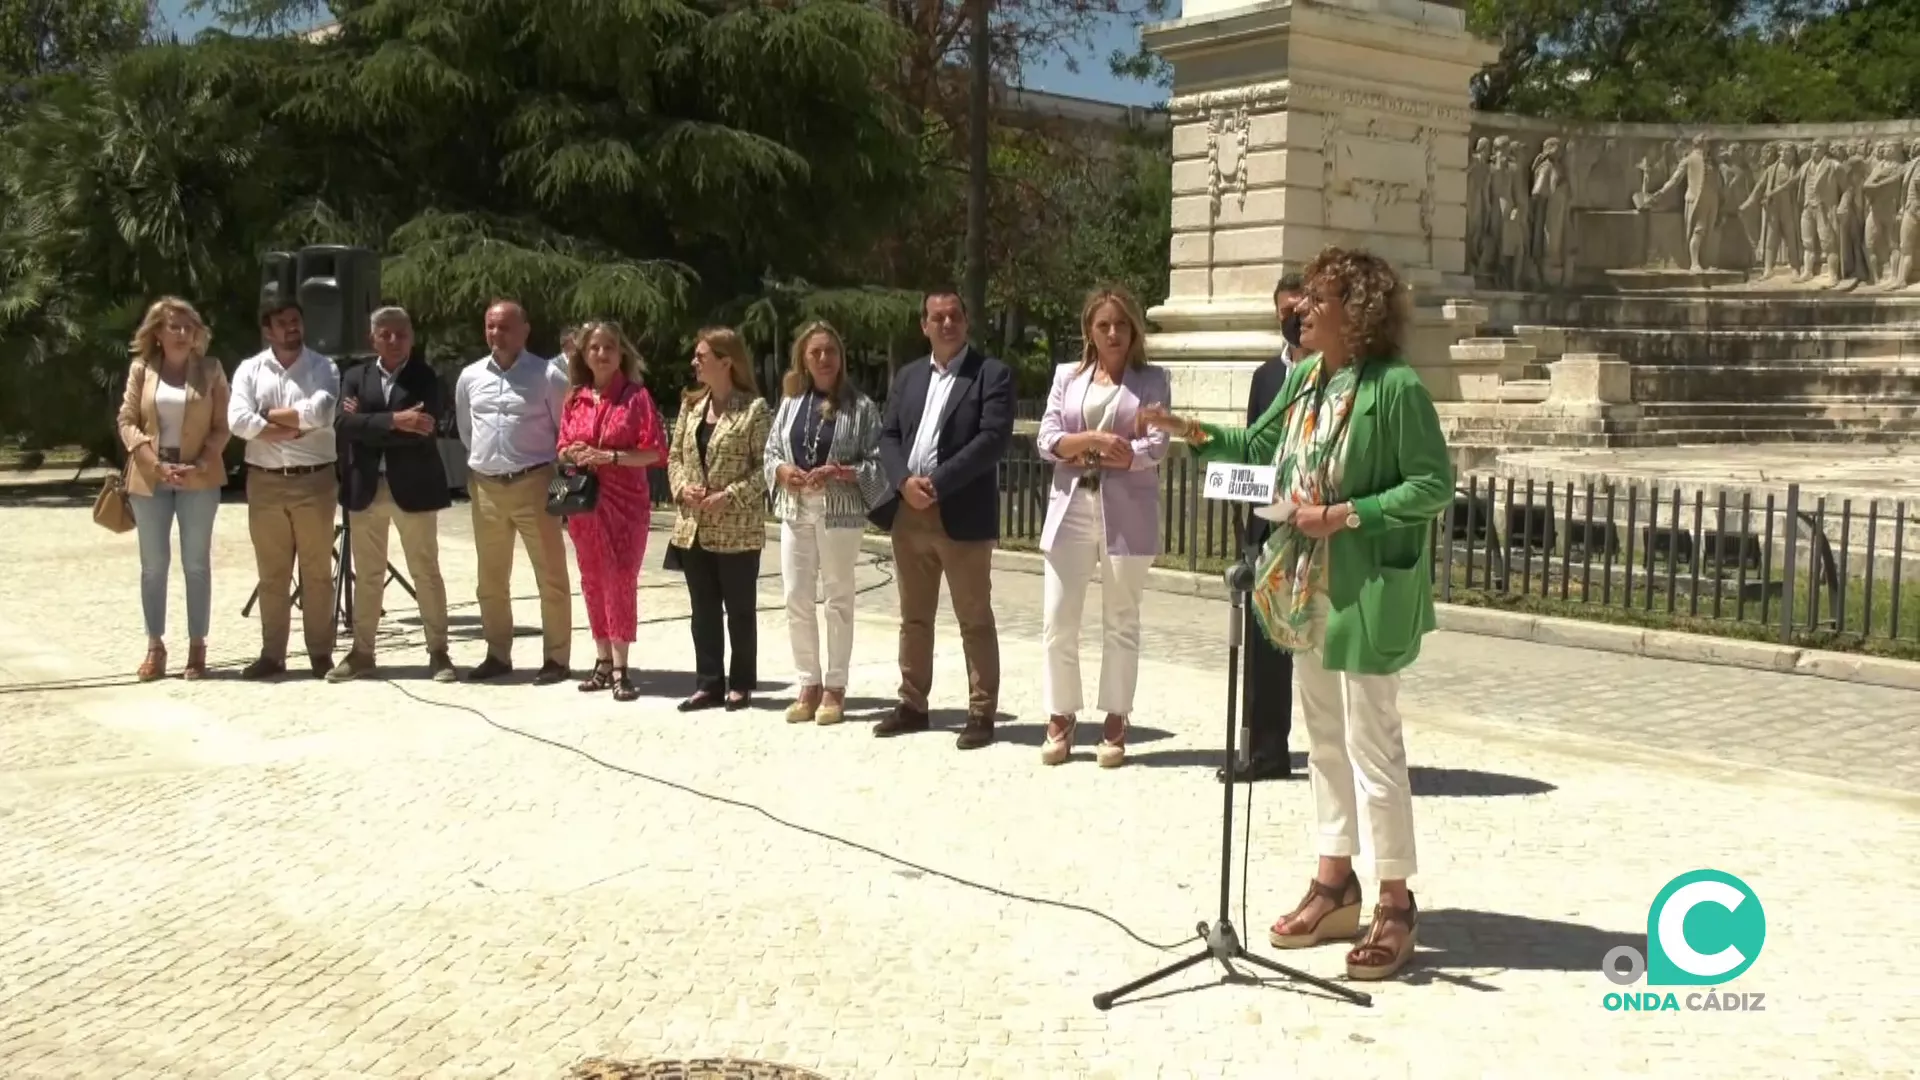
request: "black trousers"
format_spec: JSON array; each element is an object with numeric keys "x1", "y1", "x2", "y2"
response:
[
  {"x1": 1240, "y1": 533, "x2": 1292, "y2": 762},
  {"x1": 679, "y1": 541, "x2": 760, "y2": 695},
  {"x1": 1243, "y1": 619, "x2": 1295, "y2": 763}
]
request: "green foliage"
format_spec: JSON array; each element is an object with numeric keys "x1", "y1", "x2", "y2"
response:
[
  {"x1": 1467, "y1": 0, "x2": 1920, "y2": 124},
  {"x1": 0, "y1": 0, "x2": 150, "y2": 85},
  {"x1": 1, "y1": 0, "x2": 927, "y2": 441}
]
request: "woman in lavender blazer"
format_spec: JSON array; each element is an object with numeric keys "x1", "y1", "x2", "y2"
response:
[{"x1": 1032, "y1": 286, "x2": 1171, "y2": 769}]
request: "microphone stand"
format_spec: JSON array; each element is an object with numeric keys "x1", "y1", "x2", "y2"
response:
[{"x1": 1093, "y1": 558, "x2": 1372, "y2": 1011}]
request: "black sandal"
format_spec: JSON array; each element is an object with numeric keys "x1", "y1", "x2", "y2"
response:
[
  {"x1": 677, "y1": 690, "x2": 722, "y2": 712},
  {"x1": 578, "y1": 660, "x2": 614, "y2": 692},
  {"x1": 611, "y1": 667, "x2": 639, "y2": 702}
]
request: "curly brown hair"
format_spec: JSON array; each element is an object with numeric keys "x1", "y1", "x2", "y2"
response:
[{"x1": 1301, "y1": 247, "x2": 1409, "y2": 361}]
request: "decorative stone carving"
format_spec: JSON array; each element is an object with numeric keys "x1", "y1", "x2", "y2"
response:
[
  {"x1": 1464, "y1": 114, "x2": 1920, "y2": 292},
  {"x1": 1166, "y1": 80, "x2": 1290, "y2": 121},
  {"x1": 1206, "y1": 106, "x2": 1250, "y2": 213}
]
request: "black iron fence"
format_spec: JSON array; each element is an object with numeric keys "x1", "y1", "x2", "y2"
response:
[
  {"x1": 989, "y1": 436, "x2": 1920, "y2": 652},
  {"x1": 632, "y1": 419, "x2": 1919, "y2": 653}
]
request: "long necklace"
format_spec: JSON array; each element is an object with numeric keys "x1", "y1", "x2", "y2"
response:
[{"x1": 800, "y1": 389, "x2": 829, "y2": 464}]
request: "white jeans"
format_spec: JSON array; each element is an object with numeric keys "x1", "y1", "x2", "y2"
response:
[
  {"x1": 1294, "y1": 641, "x2": 1417, "y2": 882},
  {"x1": 781, "y1": 492, "x2": 863, "y2": 688},
  {"x1": 1042, "y1": 487, "x2": 1154, "y2": 716}
]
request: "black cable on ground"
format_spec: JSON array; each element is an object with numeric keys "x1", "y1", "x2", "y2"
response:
[
  {"x1": 374, "y1": 675, "x2": 1196, "y2": 955},
  {"x1": 8, "y1": 549, "x2": 1213, "y2": 957}
]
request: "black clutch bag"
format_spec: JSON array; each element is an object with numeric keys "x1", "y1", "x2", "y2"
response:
[{"x1": 545, "y1": 465, "x2": 599, "y2": 516}]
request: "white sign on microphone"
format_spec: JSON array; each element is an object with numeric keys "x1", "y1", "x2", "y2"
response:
[{"x1": 1202, "y1": 462, "x2": 1277, "y2": 504}]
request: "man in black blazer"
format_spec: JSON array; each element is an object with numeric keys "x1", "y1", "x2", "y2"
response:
[
  {"x1": 1225, "y1": 273, "x2": 1307, "y2": 783},
  {"x1": 872, "y1": 290, "x2": 1015, "y2": 749},
  {"x1": 327, "y1": 306, "x2": 457, "y2": 683}
]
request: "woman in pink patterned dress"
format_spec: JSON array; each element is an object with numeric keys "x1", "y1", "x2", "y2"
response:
[{"x1": 557, "y1": 321, "x2": 668, "y2": 701}]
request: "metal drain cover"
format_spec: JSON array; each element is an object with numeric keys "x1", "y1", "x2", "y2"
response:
[{"x1": 567, "y1": 1059, "x2": 833, "y2": 1080}]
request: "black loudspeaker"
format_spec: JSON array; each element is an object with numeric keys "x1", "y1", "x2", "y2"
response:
[
  {"x1": 260, "y1": 251, "x2": 298, "y2": 312},
  {"x1": 292, "y1": 245, "x2": 381, "y2": 358}
]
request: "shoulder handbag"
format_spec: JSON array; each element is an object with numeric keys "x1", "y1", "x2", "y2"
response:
[
  {"x1": 95, "y1": 360, "x2": 145, "y2": 534},
  {"x1": 93, "y1": 470, "x2": 136, "y2": 534},
  {"x1": 545, "y1": 385, "x2": 627, "y2": 517}
]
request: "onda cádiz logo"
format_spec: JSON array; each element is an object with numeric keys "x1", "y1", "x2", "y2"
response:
[{"x1": 1600, "y1": 870, "x2": 1768, "y2": 1013}]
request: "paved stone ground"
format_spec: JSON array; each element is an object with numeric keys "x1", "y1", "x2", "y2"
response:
[{"x1": 1, "y1": 486, "x2": 1917, "y2": 1079}]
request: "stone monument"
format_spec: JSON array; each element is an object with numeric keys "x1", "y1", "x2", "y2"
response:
[
  {"x1": 1140, "y1": 0, "x2": 1500, "y2": 421},
  {"x1": 1140, "y1": 0, "x2": 1920, "y2": 450}
]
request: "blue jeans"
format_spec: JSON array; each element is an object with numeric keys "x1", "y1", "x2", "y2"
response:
[{"x1": 131, "y1": 485, "x2": 221, "y2": 640}]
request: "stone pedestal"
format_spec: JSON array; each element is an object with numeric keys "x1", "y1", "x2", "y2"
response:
[{"x1": 1141, "y1": 0, "x2": 1501, "y2": 420}]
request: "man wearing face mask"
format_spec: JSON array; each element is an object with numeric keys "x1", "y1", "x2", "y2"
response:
[{"x1": 1220, "y1": 272, "x2": 1305, "y2": 783}]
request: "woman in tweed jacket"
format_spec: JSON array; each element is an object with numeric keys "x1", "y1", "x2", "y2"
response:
[
  {"x1": 764, "y1": 321, "x2": 889, "y2": 725},
  {"x1": 667, "y1": 326, "x2": 772, "y2": 712}
]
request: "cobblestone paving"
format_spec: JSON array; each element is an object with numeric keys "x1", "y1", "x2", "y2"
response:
[{"x1": 1, "y1": 492, "x2": 1916, "y2": 1079}]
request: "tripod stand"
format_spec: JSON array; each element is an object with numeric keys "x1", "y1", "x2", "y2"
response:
[
  {"x1": 240, "y1": 511, "x2": 416, "y2": 632},
  {"x1": 1093, "y1": 560, "x2": 1373, "y2": 1010}
]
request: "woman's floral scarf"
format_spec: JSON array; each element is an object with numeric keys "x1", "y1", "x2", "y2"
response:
[{"x1": 1250, "y1": 357, "x2": 1361, "y2": 651}]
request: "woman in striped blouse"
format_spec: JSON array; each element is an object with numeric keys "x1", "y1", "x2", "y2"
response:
[{"x1": 764, "y1": 321, "x2": 889, "y2": 726}]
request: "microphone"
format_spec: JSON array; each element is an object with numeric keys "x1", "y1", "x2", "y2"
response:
[
  {"x1": 1223, "y1": 557, "x2": 1255, "y2": 594},
  {"x1": 1223, "y1": 557, "x2": 1256, "y2": 768}
]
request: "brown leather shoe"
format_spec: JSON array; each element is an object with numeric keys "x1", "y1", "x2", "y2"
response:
[
  {"x1": 137, "y1": 644, "x2": 167, "y2": 682},
  {"x1": 955, "y1": 714, "x2": 995, "y2": 750},
  {"x1": 874, "y1": 704, "x2": 929, "y2": 737},
  {"x1": 182, "y1": 641, "x2": 208, "y2": 681}
]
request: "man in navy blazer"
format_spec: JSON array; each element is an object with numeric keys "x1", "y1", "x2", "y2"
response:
[
  {"x1": 872, "y1": 290, "x2": 1015, "y2": 749},
  {"x1": 329, "y1": 306, "x2": 456, "y2": 684},
  {"x1": 1225, "y1": 273, "x2": 1305, "y2": 783}
]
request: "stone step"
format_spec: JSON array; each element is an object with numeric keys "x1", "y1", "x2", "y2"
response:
[
  {"x1": 1494, "y1": 379, "x2": 1550, "y2": 403},
  {"x1": 1632, "y1": 363, "x2": 1920, "y2": 403},
  {"x1": 1483, "y1": 292, "x2": 1920, "y2": 332},
  {"x1": 1562, "y1": 327, "x2": 1920, "y2": 364}
]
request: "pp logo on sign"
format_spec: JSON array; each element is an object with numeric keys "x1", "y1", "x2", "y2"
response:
[
  {"x1": 1207, "y1": 470, "x2": 1225, "y2": 492},
  {"x1": 1600, "y1": 870, "x2": 1767, "y2": 1013}
]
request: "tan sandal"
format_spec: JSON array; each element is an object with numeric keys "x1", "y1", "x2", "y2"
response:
[
  {"x1": 815, "y1": 688, "x2": 846, "y2": 726},
  {"x1": 1345, "y1": 892, "x2": 1419, "y2": 981},
  {"x1": 1269, "y1": 872, "x2": 1364, "y2": 949},
  {"x1": 1095, "y1": 714, "x2": 1128, "y2": 768},
  {"x1": 1040, "y1": 714, "x2": 1076, "y2": 765},
  {"x1": 137, "y1": 644, "x2": 167, "y2": 682},
  {"x1": 786, "y1": 686, "x2": 821, "y2": 724}
]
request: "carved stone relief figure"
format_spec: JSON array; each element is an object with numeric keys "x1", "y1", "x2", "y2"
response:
[
  {"x1": 1895, "y1": 144, "x2": 1920, "y2": 288},
  {"x1": 1832, "y1": 139, "x2": 1869, "y2": 282},
  {"x1": 1637, "y1": 134, "x2": 1723, "y2": 272},
  {"x1": 1860, "y1": 141, "x2": 1906, "y2": 285},
  {"x1": 1717, "y1": 143, "x2": 1756, "y2": 267},
  {"x1": 1500, "y1": 138, "x2": 1533, "y2": 288},
  {"x1": 1747, "y1": 142, "x2": 1805, "y2": 278},
  {"x1": 1798, "y1": 141, "x2": 1843, "y2": 283},
  {"x1": 1468, "y1": 137, "x2": 1492, "y2": 276},
  {"x1": 1529, "y1": 137, "x2": 1570, "y2": 287}
]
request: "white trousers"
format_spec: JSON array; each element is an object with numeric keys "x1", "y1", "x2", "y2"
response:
[
  {"x1": 1294, "y1": 642, "x2": 1418, "y2": 881},
  {"x1": 781, "y1": 493, "x2": 863, "y2": 688},
  {"x1": 1041, "y1": 487, "x2": 1154, "y2": 716}
]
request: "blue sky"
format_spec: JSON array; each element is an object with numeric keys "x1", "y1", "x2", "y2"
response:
[{"x1": 152, "y1": 1, "x2": 1168, "y2": 107}]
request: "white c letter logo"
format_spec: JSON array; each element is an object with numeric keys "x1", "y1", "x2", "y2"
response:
[{"x1": 1657, "y1": 880, "x2": 1746, "y2": 978}]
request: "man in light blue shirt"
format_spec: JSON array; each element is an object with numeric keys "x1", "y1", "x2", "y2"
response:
[{"x1": 454, "y1": 299, "x2": 573, "y2": 684}]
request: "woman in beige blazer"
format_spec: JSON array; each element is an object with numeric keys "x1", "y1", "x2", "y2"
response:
[
  {"x1": 116, "y1": 297, "x2": 233, "y2": 680},
  {"x1": 666, "y1": 326, "x2": 771, "y2": 712}
]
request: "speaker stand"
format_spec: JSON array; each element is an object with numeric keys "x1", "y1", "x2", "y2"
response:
[{"x1": 1092, "y1": 562, "x2": 1373, "y2": 1011}]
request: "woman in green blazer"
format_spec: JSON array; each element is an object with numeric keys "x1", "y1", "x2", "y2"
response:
[{"x1": 1143, "y1": 247, "x2": 1453, "y2": 983}]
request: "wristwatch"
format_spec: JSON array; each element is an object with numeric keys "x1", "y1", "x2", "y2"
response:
[{"x1": 1343, "y1": 509, "x2": 1361, "y2": 530}]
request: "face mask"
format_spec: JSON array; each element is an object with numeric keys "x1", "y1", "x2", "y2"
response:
[{"x1": 1280, "y1": 311, "x2": 1304, "y2": 349}]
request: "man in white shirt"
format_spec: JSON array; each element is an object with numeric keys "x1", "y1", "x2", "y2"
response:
[
  {"x1": 227, "y1": 301, "x2": 341, "y2": 678},
  {"x1": 454, "y1": 299, "x2": 573, "y2": 684}
]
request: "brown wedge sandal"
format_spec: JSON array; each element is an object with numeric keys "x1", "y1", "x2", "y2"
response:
[
  {"x1": 137, "y1": 644, "x2": 167, "y2": 682},
  {"x1": 182, "y1": 641, "x2": 208, "y2": 681},
  {"x1": 1346, "y1": 892, "x2": 1419, "y2": 981},
  {"x1": 1268, "y1": 872, "x2": 1364, "y2": 949}
]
